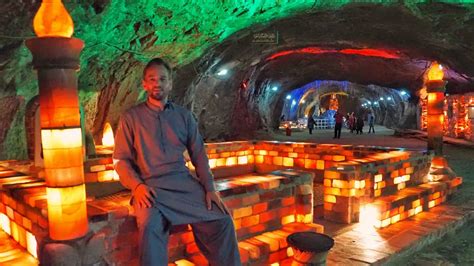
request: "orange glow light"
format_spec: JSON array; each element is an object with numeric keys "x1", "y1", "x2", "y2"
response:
[
  {"x1": 33, "y1": 0, "x2": 74, "y2": 37},
  {"x1": 46, "y1": 184, "x2": 88, "y2": 240},
  {"x1": 26, "y1": 231, "x2": 38, "y2": 258},
  {"x1": 427, "y1": 62, "x2": 444, "y2": 81},
  {"x1": 102, "y1": 122, "x2": 115, "y2": 147}
]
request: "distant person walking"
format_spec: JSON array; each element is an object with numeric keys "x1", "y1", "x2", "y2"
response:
[
  {"x1": 368, "y1": 112, "x2": 375, "y2": 133},
  {"x1": 356, "y1": 115, "x2": 364, "y2": 134},
  {"x1": 348, "y1": 112, "x2": 356, "y2": 133},
  {"x1": 333, "y1": 111, "x2": 344, "y2": 139},
  {"x1": 307, "y1": 116, "x2": 315, "y2": 134}
]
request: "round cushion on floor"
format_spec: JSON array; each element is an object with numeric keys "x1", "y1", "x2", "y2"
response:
[{"x1": 287, "y1": 231, "x2": 334, "y2": 253}]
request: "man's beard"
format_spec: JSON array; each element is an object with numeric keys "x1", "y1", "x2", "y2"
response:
[{"x1": 149, "y1": 91, "x2": 166, "y2": 101}]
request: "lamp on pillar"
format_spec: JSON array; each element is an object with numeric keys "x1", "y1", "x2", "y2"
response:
[
  {"x1": 425, "y1": 62, "x2": 446, "y2": 158},
  {"x1": 26, "y1": 0, "x2": 88, "y2": 241}
]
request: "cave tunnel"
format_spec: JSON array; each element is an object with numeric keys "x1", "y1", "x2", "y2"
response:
[{"x1": 1, "y1": 1, "x2": 474, "y2": 265}]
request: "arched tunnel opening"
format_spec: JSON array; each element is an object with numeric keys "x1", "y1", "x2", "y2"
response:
[{"x1": 184, "y1": 46, "x2": 467, "y2": 141}]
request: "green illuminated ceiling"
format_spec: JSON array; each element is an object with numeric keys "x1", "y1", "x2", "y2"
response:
[{"x1": 68, "y1": 0, "x2": 473, "y2": 69}]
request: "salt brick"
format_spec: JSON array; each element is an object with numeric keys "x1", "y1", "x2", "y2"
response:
[
  {"x1": 255, "y1": 235, "x2": 279, "y2": 252},
  {"x1": 242, "y1": 215, "x2": 260, "y2": 227},
  {"x1": 239, "y1": 241, "x2": 260, "y2": 260},
  {"x1": 260, "y1": 210, "x2": 278, "y2": 223},
  {"x1": 252, "y1": 202, "x2": 268, "y2": 214},
  {"x1": 233, "y1": 206, "x2": 253, "y2": 219},
  {"x1": 242, "y1": 194, "x2": 260, "y2": 206}
]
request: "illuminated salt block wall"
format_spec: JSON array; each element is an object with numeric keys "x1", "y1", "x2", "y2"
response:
[
  {"x1": 0, "y1": 170, "x2": 46, "y2": 259},
  {"x1": 362, "y1": 181, "x2": 456, "y2": 228},
  {"x1": 421, "y1": 93, "x2": 474, "y2": 141},
  {"x1": 323, "y1": 150, "x2": 432, "y2": 223}
]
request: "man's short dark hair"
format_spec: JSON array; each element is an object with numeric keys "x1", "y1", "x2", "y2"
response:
[{"x1": 143, "y1": 58, "x2": 172, "y2": 77}]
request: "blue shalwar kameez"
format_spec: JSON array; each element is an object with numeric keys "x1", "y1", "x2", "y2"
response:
[{"x1": 113, "y1": 101, "x2": 241, "y2": 266}]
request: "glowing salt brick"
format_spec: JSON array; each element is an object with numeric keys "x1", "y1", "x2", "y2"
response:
[
  {"x1": 253, "y1": 202, "x2": 268, "y2": 214},
  {"x1": 324, "y1": 195, "x2": 336, "y2": 203},
  {"x1": 296, "y1": 214, "x2": 311, "y2": 223},
  {"x1": 175, "y1": 259, "x2": 195, "y2": 266},
  {"x1": 415, "y1": 206, "x2": 423, "y2": 214},
  {"x1": 283, "y1": 157, "x2": 294, "y2": 167},
  {"x1": 26, "y1": 231, "x2": 37, "y2": 258},
  {"x1": 233, "y1": 206, "x2": 253, "y2": 219},
  {"x1": 324, "y1": 171, "x2": 339, "y2": 179},
  {"x1": 403, "y1": 175, "x2": 411, "y2": 182},
  {"x1": 256, "y1": 155, "x2": 264, "y2": 164},
  {"x1": 390, "y1": 170, "x2": 399, "y2": 178},
  {"x1": 412, "y1": 199, "x2": 421, "y2": 208},
  {"x1": 341, "y1": 189, "x2": 356, "y2": 197},
  {"x1": 433, "y1": 192, "x2": 440, "y2": 199},
  {"x1": 281, "y1": 215, "x2": 295, "y2": 225},
  {"x1": 255, "y1": 235, "x2": 279, "y2": 252},
  {"x1": 98, "y1": 170, "x2": 114, "y2": 182},
  {"x1": 0, "y1": 213, "x2": 10, "y2": 235},
  {"x1": 374, "y1": 183, "x2": 378, "y2": 190},
  {"x1": 17, "y1": 225, "x2": 27, "y2": 248},
  {"x1": 216, "y1": 158, "x2": 226, "y2": 167},
  {"x1": 332, "y1": 179, "x2": 347, "y2": 188},
  {"x1": 428, "y1": 200, "x2": 435, "y2": 208},
  {"x1": 374, "y1": 174, "x2": 383, "y2": 183},
  {"x1": 333, "y1": 155, "x2": 345, "y2": 162},
  {"x1": 305, "y1": 159, "x2": 316, "y2": 169},
  {"x1": 286, "y1": 152, "x2": 297, "y2": 158},
  {"x1": 381, "y1": 218, "x2": 391, "y2": 227},
  {"x1": 397, "y1": 183, "x2": 406, "y2": 190},
  {"x1": 11, "y1": 221, "x2": 19, "y2": 242},
  {"x1": 238, "y1": 156, "x2": 248, "y2": 165},
  {"x1": 208, "y1": 159, "x2": 216, "y2": 168},
  {"x1": 112, "y1": 170, "x2": 120, "y2": 181},
  {"x1": 374, "y1": 190, "x2": 381, "y2": 197},
  {"x1": 239, "y1": 242, "x2": 260, "y2": 260},
  {"x1": 393, "y1": 176, "x2": 401, "y2": 184},
  {"x1": 273, "y1": 156, "x2": 283, "y2": 166},
  {"x1": 406, "y1": 167, "x2": 414, "y2": 174},
  {"x1": 391, "y1": 214, "x2": 400, "y2": 224},
  {"x1": 248, "y1": 155, "x2": 254, "y2": 164},
  {"x1": 270, "y1": 263, "x2": 279, "y2": 266},
  {"x1": 353, "y1": 180, "x2": 361, "y2": 189},
  {"x1": 316, "y1": 160, "x2": 325, "y2": 170},
  {"x1": 287, "y1": 247, "x2": 294, "y2": 257},
  {"x1": 269, "y1": 151, "x2": 278, "y2": 156},
  {"x1": 379, "y1": 181, "x2": 386, "y2": 189},
  {"x1": 226, "y1": 157, "x2": 237, "y2": 166},
  {"x1": 258, "y1": 150, "x2": 268, "y2": 155},
  {"x1": 324, "y1": 179, "x2": 332, "y2": 187},
  {"x1": 408, "y1": 208, "x2": 415, "y2": 217},
  {"x1": 242, "y1": 215, "x2": 260, "y2": 227},
  {"x1": 220, "y1": 152, "x2": 231, "y2": 158},
  {"x1": 324, "y1": 187, "x2": 341, "y2": 196}
]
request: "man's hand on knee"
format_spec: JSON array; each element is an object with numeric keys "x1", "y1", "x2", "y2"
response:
[
  {"x1": 205, "y1": 191, "x2": 230, "y2": 215},
  {"x1": 134, "y1": 183, "x2": 157, "y2": 208}
]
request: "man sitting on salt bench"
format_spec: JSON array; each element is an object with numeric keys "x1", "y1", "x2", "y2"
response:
[{"x1": 113, "y1": 58, "x2": 241, "y2": 266}]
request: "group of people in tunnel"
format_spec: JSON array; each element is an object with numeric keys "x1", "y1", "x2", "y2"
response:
[{"x1": 306, "y1": 110, "x2": 376, "y2": 138}]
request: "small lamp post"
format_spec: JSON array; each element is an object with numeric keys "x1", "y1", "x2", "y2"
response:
[{"x1": 26, "y1": 0, "x2": 88, "y2": 241}]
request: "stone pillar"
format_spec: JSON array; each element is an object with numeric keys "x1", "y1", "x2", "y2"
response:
[
  {"x1": 426, "y1": 80, "x2": 446, "y2": 156},
  {"x1": 26, "y1": 37, "x2": 88, "y2": 241}
]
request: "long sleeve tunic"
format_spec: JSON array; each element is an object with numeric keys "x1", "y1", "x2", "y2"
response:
[{"x1": 113, "y1": 101, "x2": 228, "y2": 224}]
